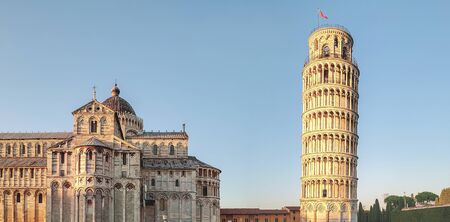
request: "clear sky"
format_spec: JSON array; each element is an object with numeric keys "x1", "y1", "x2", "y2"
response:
[{"x1": 0, "y1": 0, "x2": 449, "y2": 209}]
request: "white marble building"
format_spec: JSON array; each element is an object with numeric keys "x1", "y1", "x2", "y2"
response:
[{"x1": 0, "y1": 84, "x2": 221, "y2": 222}]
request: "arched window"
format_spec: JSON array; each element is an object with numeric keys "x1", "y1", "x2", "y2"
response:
[
  {"x1": 175, "y1": 179, "x2": 179, "y2": 187},
  {"x1": 100, "y1": 117, "x2": 107, "y2": 134},
  {"x1": 322, "y1": 45, "x2": 330, "y2": 57},
  {"x1": 36, "y1": 144, "x2": 41, "y2": 155},
  {"x1": 151, "y1": 179, "x2": 155, "y2": 186},
  {"x1": 105, "y1": 153, "x2": 109, "y2": 163},
  {"x1": 77, "y1": 118, "x2": 84, "y2": 134},
  {"x1": 122, "y1": 153, "x2": 127, "y2": 165},
  {"x1": 38, "y1": 193, "x2": 43, "y2": 203},
  {"x1": 20, "y1": 144, "x2": 25, "y2": 155},
  {"x1": 88, "y1": 150, "x2": 93, "y2": 160},
  {"x1": 160, "y1": 199, "x2": 166, "y2": 211},
  {"x1": 203, "y1": 186, "x2": 208, "y2": 196},
  {"x1": 90, "y1": 119, "x2": 98, "y2": 133},
  {"x1": 342, "y1": 46, "x2": 348, "y2": 59},
  {"x1": 152, "y1": 145, "x2": 158, "y2": 155},
  {"x1": 6, "y1": 144, "x2": 11, "y2": 155},
  {"x1": 169, "y1": 145, "x2": 175, "y2": 155},
  {"x1": 334, "y1": 37, "x2": 338, "y2": 47},
  {"x1": 323, "y1": 189, "x2": 327, "y2": 197},
  {"x1": 16, "y1": 193, "x2": 21, "y2": 203}
]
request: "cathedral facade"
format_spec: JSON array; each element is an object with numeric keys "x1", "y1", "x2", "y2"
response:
[
  {"x1": 300, "y1": 25, "x2": 360, "y2": 222},
  {"x1": 0, "y1": 85, "x2": 221, "y2": 222}
]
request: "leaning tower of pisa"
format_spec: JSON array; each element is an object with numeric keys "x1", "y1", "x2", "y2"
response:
[{"x1": 300, "y1": 25, "x2": 360, "y2": 222}]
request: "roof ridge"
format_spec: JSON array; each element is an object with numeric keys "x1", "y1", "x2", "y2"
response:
[
  {"x1": 0, "y1": 132, "x2": 73, "y2": 140},
  {"x1": 75, "y1": 137, "x2": 109, "y2": 148},
  {"x1": 0, "y1": 131, "x2": 71, "y2": 134}
]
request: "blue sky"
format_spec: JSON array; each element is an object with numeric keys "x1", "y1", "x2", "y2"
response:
[{"x1": 0, "y1": 1, "x2": 449, "y2": 209}]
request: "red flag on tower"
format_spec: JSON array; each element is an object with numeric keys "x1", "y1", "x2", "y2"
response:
[{"x1": 319, "y1": 10, "x2": 328, "y2": 19}]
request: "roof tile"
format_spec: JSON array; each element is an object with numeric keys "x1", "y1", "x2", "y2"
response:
[
  {"x1": 0, "y1": 132, "x2": 72, "y2": 140},
  {"x1": 0, "y1": 157, "x2": 47, "y2": 167}
]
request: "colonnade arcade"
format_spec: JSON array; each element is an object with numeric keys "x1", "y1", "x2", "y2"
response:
[
  {"x1": 1, "y1": 189, "x2": 46, "y2": 222},
  {"x1": 0, "y1": 142, "x2": 54, "y2": 158},
  {"x1": 301, "y1": 178, "x2": 357, "y2": 199},
  {"x1": 302, "y1": 156, "x2": 357, "y2": 178},
  {"x1": 73, "y1": 147, "x2": 112, "y2": 176},
  {"x1": 48, "y1": 180, "x2": 138, "y2": 222},
  {"x1": 303, "y1": 88, "x2": 359, "y2": 113},
  {"x1": 143, "y1": 192, "x2": 195, "y2": 220},
  {"x1": 302, "y1": 133, "x2": 358, "y2": 155},
  {"x1": 302, "y1": 62, "x2": 359, "y2": 91},
  {"x1": 302, "y1": 110, "x2": 358, "y2": 134}
]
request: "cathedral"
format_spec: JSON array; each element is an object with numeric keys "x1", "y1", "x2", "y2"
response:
[{"x1": 0, "y1": 84, "x2": 221, "y2": 222}]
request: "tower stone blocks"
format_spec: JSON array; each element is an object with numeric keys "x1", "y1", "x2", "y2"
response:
[{"x1": 300, "y1": 25, "x2": 360, "y2": 222}]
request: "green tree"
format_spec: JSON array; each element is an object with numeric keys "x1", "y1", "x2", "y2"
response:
[
  {"x1": 368, "y1": 205, "x2": 373, "y2": 222},
  {"x1": 373, "y1": 199, "x2": 382, "y2": 222},
  {"x1": 381, "y1": 209, "x2": 386, "y2": 222},
  {"x1": 358, "y1": 202, "x2": 366, "y2": 222},
  {"x1": 436, "y1": 187, "x2": 450, "y2": 205},
  {"x1": 415, "y1": 191, "x2": 438, "y2": 205},
  {"x1": 385, "y1": 202, "x2": 393, "y2": 222},
  {"x1": 384, "y1": 195, "x2": 416, "y2": 210}
]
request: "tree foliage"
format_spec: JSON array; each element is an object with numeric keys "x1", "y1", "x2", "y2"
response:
[
  {"x1": 358, "y1": 202, "x2": 367, "y2": 222},
  {"x1": 373, "y1": 199, "x2": 382, "y2": 222},
  {"x1": 384, "y1": 195, "x2": 416, "y2": 210},
  {"x1": 415, "y1": 191, "x2": 438, "y2": 204},
  {"x1": 436, "y1": 187, "x2": 450, "y2": 205},
  {"x1": 385, "y1": 201, "x2": 393, "y2": 222}
]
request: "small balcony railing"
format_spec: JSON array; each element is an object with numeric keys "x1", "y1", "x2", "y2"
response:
[
  {"x1": 310, "y1": 24, "x2": 352, "y2": 36},
  {"x1": 304, "y1": 53, "x2": 358, "y2": 67}
]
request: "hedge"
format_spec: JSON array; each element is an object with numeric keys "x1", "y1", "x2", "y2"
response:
[{"x1": 391, "y1": 206, "x2": 450, "y2": 222}]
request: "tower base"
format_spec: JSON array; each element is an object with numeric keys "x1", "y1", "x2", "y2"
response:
[{"x1": 300, "y1": 200, "x2": 358, "y2": 222}]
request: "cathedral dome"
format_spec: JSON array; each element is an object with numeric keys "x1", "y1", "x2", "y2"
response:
[{"x1": 102, "y1": 84, "x2": 136, "y2": 115}]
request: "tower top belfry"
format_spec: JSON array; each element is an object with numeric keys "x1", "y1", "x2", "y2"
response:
[
  {"x1": 306, "y1": 25, "x2": 356, "y2": 69},
  {"x1": 300, "y1": 24, "x2": 360, "y2": 222}
]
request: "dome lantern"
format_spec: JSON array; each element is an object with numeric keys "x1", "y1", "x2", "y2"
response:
[{"x1": 111, "y1": 84, "x2": 120, "y2": 97}]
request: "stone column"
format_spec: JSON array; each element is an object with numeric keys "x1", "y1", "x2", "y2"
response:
[
  {"x1": 93, "y1": 152, "x2": 97, "y2": 173},
  {"x1": 60, "y1": 183, "x2": 64, "y2": 222},
  {"x1": 80, "y1": 194, "x2": 86, "y2": 222},
  {"x1": 101, "y1": 195, "x2": 105, "y2": 222},
  {"x1": 92, "y1": 194, "x2": 96, "y2": 222},
  {"x1": 122, "y1": 188, "x2": 126, "y2": 222},
  {"x1": 56, "y1": 152, "x2": 60, "y2": 177},
  {"x1": 110, "y1": 190, "x2": 114, "y2": 222},
  {"x1": 74, "y1": 192, "x2": 78, "y2": 222},
  {"x1": 46, "y1": 187, "x2": 52, "y2": 222},
  {"x1": 65, "y1": 152, "x2": 68, "y2": 175}
]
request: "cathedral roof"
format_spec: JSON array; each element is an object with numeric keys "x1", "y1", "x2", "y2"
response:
[
  {"x1": 142, "y1": 157, "x2": 196, "y2": 170},
  {"x1": 129, "y1": 131, "x2": 188, "y2": 140},
  {"x1": 102, "y1": 84, "x2": 136, "y2": 115},
  {"x1": 0, "y1": 132, "x2": 72, "y2": 140},
  {"x1": 76, "y1": 137, "x2": 109, "y2": 148},
  {"x1": 220, "y1": 208, "x2": 289, "y2": 215},
  {"x1": 142, "y1": 156, "x2": 219, "y2": 171},
  {"x1": 189, "y1": 156, "x2": 220, "y2": 171},
  {"x1": 0, "y1": 157, "x2": 47, "y2": 168}
]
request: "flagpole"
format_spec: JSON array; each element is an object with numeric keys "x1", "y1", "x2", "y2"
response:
[{"x1": 317, "y1": 8, "x2": 320, "y2": 28}]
